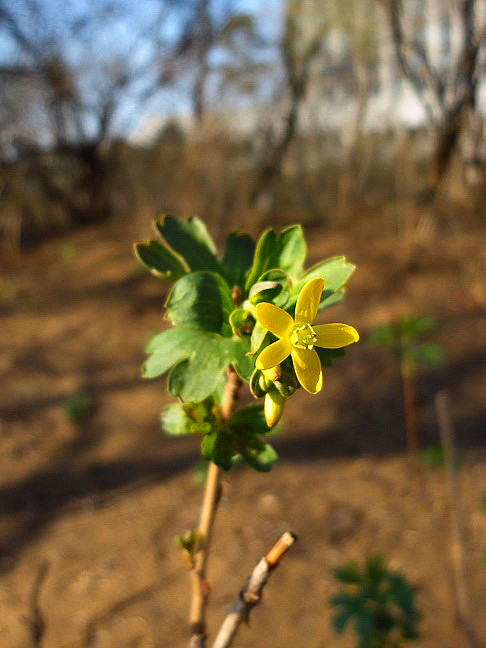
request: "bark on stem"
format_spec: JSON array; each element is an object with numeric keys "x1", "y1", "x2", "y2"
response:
[
  {"x1": 189, "y1": 367, "x2": 242, "y2": 648},
  {"x1": 212, "y1": 532, "x2": 297, "y2": 648}
]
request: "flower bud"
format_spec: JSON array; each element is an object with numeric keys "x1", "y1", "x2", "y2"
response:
[
  {"x1": 263, "y1": 365, "x2": 281, "y2": 382},
  {"x1": 264, "y1": 389, "x2": 286, "y2": 428}
]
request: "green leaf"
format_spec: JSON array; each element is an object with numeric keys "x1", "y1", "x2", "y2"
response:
[
  {"x1": 231, "y1": 337, "x2": 254, "y2": 382},
  {"x1": 245, "y1": 228, "x2": 278, "y2": 290},
  {"x1": 201, "y1": 432, "x2": 217, "y2": 462},
  {"x1": 168, "y1": 336, "x2": 247, "y2": 402},
  {"x1": 166, "y1": 271, "x2": 234, "y2": 336},
  {"x1": 221, "y1": 232, "x2": 255, "y2": 289},
  {"x1": 333, "y1": 562, "x2": 361, "y2": 584},
  {"x1": 229, "y1": 308, "x2": 255, "y2": 338},
  {"x1": 249, "y1": 368, "x2": 267, "y2": 398},
  {"x1": 200, "y1": 432, "x2": 234, "y2": 470},
  {"x1": 245, "y1": 225, "x2": 306, "y2": 290},
  {"x1": 414, "y1": 342, "x2": 444, "y2": 367},
  {"x1": 277, "y1": 225, "x2": 306, "y2": 278},
  {"x1": 399, "y1": 315, "x2": 437, "y2": 340},
  {"x1": 332, "y1": 610, "x2": 352, "y2": 634},
  {"x1": 229, "y1": 404, "x2": 275, "y2": 436},
  {"x1": 134, "y1": 240, "x2": 188, "y2": 280},
  {"x1": 144, "y1": 327, "x2": 246, "y2": 402},
  {"x1": 250, "y1": 269, "x2": 290, "y2": 308},
  {"x1": 250, "y1": 320, "x2": 269, "y2": 354},
  {"x1": 155, "y1": 215, "x2": 220, "y2": 272},
  {"x1": 143, "y1": 328, "x2": 201, "y2": 377},
  {"x1": 296, "y1": 255, "x2": 355, "y2": 291},
  {"x1": 161, "y1": 403, "x2": 193, "y2": 436},
  {"x1": 318, "y1": 288, "x2": 347, "y2": 312},
  {"x1": 239, "y1": 439, "x2": 278, "y2": 472},
  {"x1": 370, "y1": 324, "x2": 396, "y2": 347}
]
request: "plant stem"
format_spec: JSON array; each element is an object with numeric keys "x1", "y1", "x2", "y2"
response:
[
  {"x1": 401, "y1": 361, "x2": 420, "y2": 472},
  {"x1": 189, "y1": 367, "x2": 242, "y2": 648}
]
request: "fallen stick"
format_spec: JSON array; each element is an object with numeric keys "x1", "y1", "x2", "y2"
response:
[{"x1": 212, "y1": 531, "x2": 297, "y2": 648}]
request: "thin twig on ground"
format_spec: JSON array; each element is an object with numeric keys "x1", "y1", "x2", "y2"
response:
[
  {"x1": 435, "y1": 390, "x2": 478, "y2": 648},
  {"x1": 189, "y1": 367, "x2": 242, "y2": 648},
  {"x1": 24, "y1": 561, "x2": 49, "y2": 648},
  {"x1": 212, "y1": 531, "x2": 297, "y2": 648}
]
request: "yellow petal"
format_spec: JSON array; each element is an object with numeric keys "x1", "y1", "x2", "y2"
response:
[
  {"x1": 256, "y1": 338, "x2": 292, "y2": 370},
  {"x1": 291, "y1": 347, "x2": 323, "y2": 394},
  {"x1": 255, "y1": 302, "x2": 294, "y2": 338},
  {"x1": 295, "y1": 277, "x2": 324, "y2": 324},
  {"x1": 313, "y1": 323, "x2": 359, "y2": 348}
]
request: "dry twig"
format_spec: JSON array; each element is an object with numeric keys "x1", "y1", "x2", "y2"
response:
[
  {"x1": 212, "y1": 531, "x2": 297, "y2": 648},
  {"x1": 435, "y1": 391, "x2": 478, "y2": 648}
]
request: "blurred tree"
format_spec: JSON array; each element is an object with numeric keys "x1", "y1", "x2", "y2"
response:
[
  {"x1": 0, "y1": 0, "x2": 259, "y2": 240},
  {"x1": 384, "y1": 0, "x2": 485, "y2": 194},
  {"x1": 251, "y1": 0, "x2": 324, "y2": 207}
]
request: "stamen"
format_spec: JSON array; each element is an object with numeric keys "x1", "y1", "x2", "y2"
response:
[{"x1": 290, "y1": 323, "x2": 317, "y2": 350}]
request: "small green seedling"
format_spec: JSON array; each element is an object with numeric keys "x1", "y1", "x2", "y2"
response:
[
  {"x1": 371, "y1": 315, "x2": 444, "y2": 470},
  {"x1": 331, "y1": 555, "x2": 421, "y2": 648},
  {"x1": 62, "y1": 393, "x2": 94, "y2": 423}
]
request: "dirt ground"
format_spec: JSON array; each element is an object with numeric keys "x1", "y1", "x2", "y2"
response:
[{"x1": 1, "y1": 213, "x2": 486, "y2": 648}]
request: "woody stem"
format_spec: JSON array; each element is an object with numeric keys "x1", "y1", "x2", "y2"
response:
[{"x1": 189, "y1": 367, "x2": 242, "y2": 648}]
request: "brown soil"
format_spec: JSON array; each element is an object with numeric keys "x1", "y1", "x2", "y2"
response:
[{"x1": 1, "y1": 214, "x2": 485, "y2": 648}]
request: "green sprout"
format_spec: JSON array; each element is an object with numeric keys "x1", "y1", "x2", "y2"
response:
[
  {"x1": 371, "y1": 315, "x2": 444, "y2": 470},
  {"x1": 331, "y1": 555, "x2": 421, "y2": 648},
  {"x1": 62, "y1": 393, "x2": 95, "y2": 423}
]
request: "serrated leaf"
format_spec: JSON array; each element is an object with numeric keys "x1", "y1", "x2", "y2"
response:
[
  {"x1": 144, "y1": 328, "x2": 246, "y2": 401},
  {"x1": 143, "y1": 328, "x2": 202, "y2": 377},
  {"x1": 166, "y1": 271, "x2": 234, "y2": 336},
  {"x1": 221, "y1": 232, "x2": 255, "y2": 289},
  {"x1": 134, "y1": 240, "x2": 188, "y2": 280},
  {"x1": 167, "y1": 336, "x2": 247, "y2": 402},
  {"x1": 155, "y1": 214, "x2": 220, "y2": 272}
]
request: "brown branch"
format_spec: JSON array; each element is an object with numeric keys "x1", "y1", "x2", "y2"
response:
[
  {"x1": 435, "y1": 391, "x2": 479, "y2": 648},
  {"x1": 189, "y1": 367, "x2": 242, "y2": 648},
  {"x1": 212, "y1": 531, "x2": 297, "y2": 648}
]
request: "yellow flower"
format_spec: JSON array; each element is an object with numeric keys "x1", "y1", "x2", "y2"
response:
[{"x1": 255, "y1": 277, "x2": 359, "y2": 394}]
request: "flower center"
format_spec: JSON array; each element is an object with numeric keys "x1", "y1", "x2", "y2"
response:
[{"x1": 290, "y1": 322, "x2": 317, "y2": 350}]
